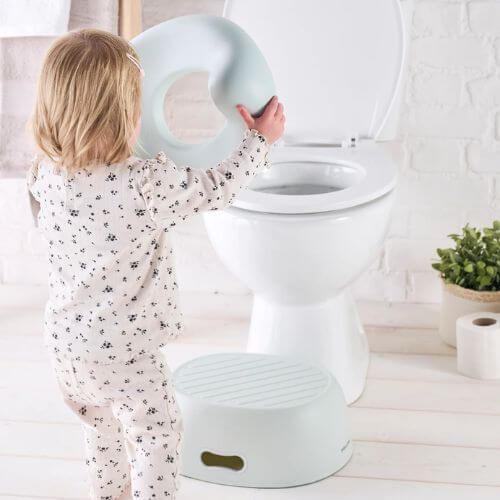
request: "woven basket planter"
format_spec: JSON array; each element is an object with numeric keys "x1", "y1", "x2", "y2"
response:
[{"x1": 439, "y1": 281, "x2": 500, "y2": 347}]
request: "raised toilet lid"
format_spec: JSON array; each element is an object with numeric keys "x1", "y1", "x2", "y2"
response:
[
  {"x1": 224, "y1": 0, "x2": 406, "y2": 145},
  {"x1": 173, "y1": 352, "x2": 332, "y2": 409}
]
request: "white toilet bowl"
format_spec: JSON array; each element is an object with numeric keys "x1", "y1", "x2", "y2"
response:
[
  {"x1": 204, "y1": 142, "x2": 396, "y2": 403},
  {"x1": 201, "y1": 0, "x2": 409, "y2": 403}
]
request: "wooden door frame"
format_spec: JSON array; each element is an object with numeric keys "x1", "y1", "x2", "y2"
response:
[{"x1": 119, "y1": 0, "x2": 142, "y2": 40}]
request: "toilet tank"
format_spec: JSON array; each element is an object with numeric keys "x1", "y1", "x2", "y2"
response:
[{"x1": 223, "y1": 0, "x2": 413, "y2": 144}]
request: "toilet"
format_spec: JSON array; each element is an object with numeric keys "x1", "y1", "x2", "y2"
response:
[{"x1": 202, "y1": 0, "x2": 410, "y2": 404}]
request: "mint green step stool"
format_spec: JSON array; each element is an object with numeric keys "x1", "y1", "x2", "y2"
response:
[{"x1": 172, "y1": 352, "x2": 352, "y2": 488}]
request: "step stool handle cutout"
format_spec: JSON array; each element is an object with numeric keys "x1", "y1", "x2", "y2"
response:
[{"x1": 201, "y1": 451, "x2": 245, "y2": 471}]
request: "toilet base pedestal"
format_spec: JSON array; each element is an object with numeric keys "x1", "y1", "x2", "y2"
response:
[{"x1": 246, "y1": 291, "x2": 369, "y2": 404}]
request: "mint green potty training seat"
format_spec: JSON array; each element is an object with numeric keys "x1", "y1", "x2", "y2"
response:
[
  {"x1": 173, "y1": 353, "x2": 352, "y2": 488},
  {"x1": 130, "y1": 15, "x2": 275, "y2": 168}
]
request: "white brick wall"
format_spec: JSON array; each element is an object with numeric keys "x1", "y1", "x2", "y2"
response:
[
  {"x1": 0, "y1": 0, "x2": 499, "y2": 317},
  {"x1": 468, "y1": 1, "x2": 500, "y2": 36}
]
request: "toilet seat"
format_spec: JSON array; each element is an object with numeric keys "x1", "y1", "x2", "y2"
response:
[{"x1": 232, "y1": 142, "x2": 397, "y2": 214}]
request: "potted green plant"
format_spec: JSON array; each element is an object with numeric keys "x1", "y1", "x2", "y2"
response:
[{"x1": 432, "y1": 220, "x2": 500, "y2": 347}]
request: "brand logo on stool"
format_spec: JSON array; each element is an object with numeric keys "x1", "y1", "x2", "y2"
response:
[{"x1": 341, "y1": 439, "x2": 351, "y2": 453}]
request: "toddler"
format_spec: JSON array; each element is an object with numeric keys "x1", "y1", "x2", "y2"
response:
[{"x1": 27, "y1": 29, "x2": 284, "y2": 500}]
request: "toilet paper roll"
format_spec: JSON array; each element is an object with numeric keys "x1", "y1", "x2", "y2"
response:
[{"x1": 456, "y1": 312, "x2": 500, "y2": 380}]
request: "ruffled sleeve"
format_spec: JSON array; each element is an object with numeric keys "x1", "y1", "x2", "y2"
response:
[
  {"x1": 138, "y1": 129, "x2": 270, "y2": 222},
  {"x1": 26, "y1": 155, "x2": 39, "y2": 190},
  {"x1": 26, "y1": 155, "x2": 41, "y2": 227}
]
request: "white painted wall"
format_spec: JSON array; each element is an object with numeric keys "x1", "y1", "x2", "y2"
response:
[{"x1": 0, "y1": 0, "x2": 498, "y2": 317}]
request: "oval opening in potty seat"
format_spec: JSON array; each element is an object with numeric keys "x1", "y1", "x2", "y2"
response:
[{"x1": 130, "y1": 15, "x2": 275, "y2": 169}]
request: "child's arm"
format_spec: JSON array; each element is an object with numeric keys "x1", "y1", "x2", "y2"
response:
[{"x1": 137, "y1": 96, "x2": 284, "y2": 222}]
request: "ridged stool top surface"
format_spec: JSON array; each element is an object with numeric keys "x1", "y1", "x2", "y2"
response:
[{"x1": 173, "y1": 352, "x2": 331, "y2": 409}]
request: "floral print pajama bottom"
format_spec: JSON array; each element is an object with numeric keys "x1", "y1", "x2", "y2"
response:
[{"x1": 49, "y1": 350, "x2": 183, "y2": 499}]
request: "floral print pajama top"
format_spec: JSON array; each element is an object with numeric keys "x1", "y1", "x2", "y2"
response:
[{"x1": 27, "y1": 129, "x2": 270, "y2": 364}]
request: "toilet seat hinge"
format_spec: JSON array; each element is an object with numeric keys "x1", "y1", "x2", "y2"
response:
[{"x1": 341, "y1": 134, "x2": 359, "y2": 149}]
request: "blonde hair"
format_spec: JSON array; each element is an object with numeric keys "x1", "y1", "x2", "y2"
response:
[{"x1": 31, "y1": 29, "x2": 142, "y2": 171}]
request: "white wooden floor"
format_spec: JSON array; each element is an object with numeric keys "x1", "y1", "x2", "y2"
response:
[{"x1": 1, "y1": 298, "x2": 500, "y2": 500}]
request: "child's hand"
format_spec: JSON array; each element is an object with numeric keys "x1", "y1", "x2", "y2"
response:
[{"x1": 236, "y1": 96, "x2": 285, "y2": 144}]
